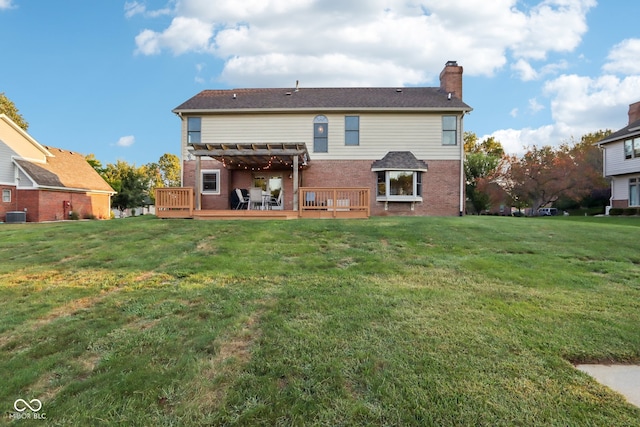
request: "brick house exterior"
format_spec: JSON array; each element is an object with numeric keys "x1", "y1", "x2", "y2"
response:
[
  {"x1": 173, "y1": 61, "x2": 472, "y2": 216},
  {"x1": 0, "y1": 114, "x2": 115, "y2": 222},
  {"x1": 597, "y1": 101, "x2": 640, "y2": 210}
]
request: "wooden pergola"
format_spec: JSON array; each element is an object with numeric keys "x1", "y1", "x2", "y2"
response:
[{"x1": 188, "y1": 142, "x2": 309, "y2": 211}]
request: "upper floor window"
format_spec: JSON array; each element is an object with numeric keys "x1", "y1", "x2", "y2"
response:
[
  {"x1": 201, "y1": 169, "x2": 220, "y2": 194},
  {"x1": 314, "y1": 115, "x2": 328, "y2": 153},
  {"x1": 442, "y1": 115, "x2": 457, "y2": 145},
  {"x1": 188, "y1": 117, "x2": 201, "y2": 144},
  {"x1": 624, "y1": 138, "x2": 640, "y2": 159},
  {"x1": 345, "y1": 116, "x2": 359, "y2": 146},
  {"x1": 2, "y1": 189, "x2": 10, "y2": 203}
]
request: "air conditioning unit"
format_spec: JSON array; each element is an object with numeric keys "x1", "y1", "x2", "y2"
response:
[{"x1": 5, "y1": 211, "x2": 26, "y2": 223}]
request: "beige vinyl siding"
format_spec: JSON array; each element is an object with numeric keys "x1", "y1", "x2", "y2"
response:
[
  {"x1": 0, "y1": 120, "x2": 48, "y2": 162},
  {"x1": 182, "y1": 112, "x2": 462, "y2": 161},
  {"x1": 604, "y1": 141, "x2": 640, "y2": 176}
]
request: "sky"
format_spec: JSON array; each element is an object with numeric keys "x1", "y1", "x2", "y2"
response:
[{"x1": 2, "y1": 0, "x2": 640, "y2": 166}]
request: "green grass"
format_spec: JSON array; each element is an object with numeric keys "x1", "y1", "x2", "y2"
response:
[{"x1": 1, "y1": 215, "x2": 639, "y2": 426}]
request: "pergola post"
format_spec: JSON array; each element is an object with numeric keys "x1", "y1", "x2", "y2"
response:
[
  {"x1": 292, "y1": 155, "x2": 299, "y2": 212},
  {"x1": 195, "y1": 155, "x2": 201, "y2": 211}
]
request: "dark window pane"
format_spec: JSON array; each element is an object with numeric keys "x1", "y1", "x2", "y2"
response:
[{"x1": 203, "y1": 173, "x2": 217, "y2": 191}]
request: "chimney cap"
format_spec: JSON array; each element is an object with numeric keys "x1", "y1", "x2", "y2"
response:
[{"x1": 445, "y1": 60, "x2": 458, "y2": 67}]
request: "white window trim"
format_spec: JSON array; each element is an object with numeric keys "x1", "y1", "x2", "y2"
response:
[
  {"x1": 630, "y1": 176, "x2": 640, "y2": 207},
  {"x1": 2, "y1": 189, "x2": 11, "y2": 203},
  {"x1": 375, "y1": 170, "x2": 423, "y2": 202},
  {"x1": 201, "y1": 169, "x2": 220, "y2": 195}
]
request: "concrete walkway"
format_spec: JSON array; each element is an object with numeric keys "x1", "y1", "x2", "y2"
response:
[{"x1": 576, "y1": 364, "x2": 640, "y2": 407}]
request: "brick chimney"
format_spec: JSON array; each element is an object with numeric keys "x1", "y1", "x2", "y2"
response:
[
  {"x1": 439, "y1": 61, "x2": 463, "y2": 100},
  {"x1": 628, "y1": 101, "x2": 640, "y2": 125}
]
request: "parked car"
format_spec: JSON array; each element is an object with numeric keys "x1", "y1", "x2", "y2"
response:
[{"x1": 537, "y1": 208, "x2": 558, "y2": 216}]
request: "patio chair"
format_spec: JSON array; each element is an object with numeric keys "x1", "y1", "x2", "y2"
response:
[
  {"x1": 249, "y1": 187, "x2": 264, "y2": 210},
  {"x1": 268, "y1": 191, "x2": 283, "y2": 210},
  {"x1": 234, "y1": 188, "x2": 249, "y2": 210}
]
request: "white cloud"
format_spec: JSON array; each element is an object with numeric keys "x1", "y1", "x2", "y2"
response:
[
  {"x1": 0, "y1": 0, "x2": 15, "y2": 10},
  {"x1": 135, "y1": 16, "x2": 213, "y2": 56},
  {"x1": 512, "y1": 59, "x2": 538, "y2": 81},
  {"x1": 131, "y1": 0, "x2": 596, "y2": 86},
  {"x1": 603, "y1": 39, "x2": 640, "y2": 75},
  {"x1": 528, "y1": 98, "x2": 544, "y2": 114},
  {"x1": 124, "y1": 1, "x2": 172, "y2": 19},
  {"x1": 116, "y1": 135, "x2": 136, "y2": 147}
]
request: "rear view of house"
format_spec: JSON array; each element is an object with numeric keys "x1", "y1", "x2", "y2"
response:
[
  {"x1": 597, "y1": 101, "x2": 640, "y2": 211},
  {"x1": 173, "y1": 61, "x2": 472, "y2": 217},
  {"x1": 0, "y1": 114, "x2": 115, "y2": 222}
]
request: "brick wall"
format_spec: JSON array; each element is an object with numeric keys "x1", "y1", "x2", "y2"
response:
[
  {"x1": 183, "y1": 158, "x2": 462, "y2": 216},
  {"x1": 14, "y1": 189, "x2": 111, "y2": 222},
  {"x1": 0, "y1": 185, "x2": 17, "y2": 222},
  {"x1": 303, "y1": 159, "x2": 461, "y2": 216}
]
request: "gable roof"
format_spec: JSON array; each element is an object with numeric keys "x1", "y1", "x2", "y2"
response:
[
  {"x1": 597, "y1": 118, "x2": 640, "y2": 145},
  {"x1": 14, "y1": 146, "x2": 115, "y2": 193},
  {"x1": 0, "y1": 114, "x2": 51, "y2": 160},
  {"x1": 371, "y1": 151, "x2": 429, "y2": 171},
  {"x1": 173, "y1": 87, "x2": 472, "y2": 113}
]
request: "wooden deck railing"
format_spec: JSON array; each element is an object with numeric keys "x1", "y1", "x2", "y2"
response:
[
  {"x1": 155, "y1": 187, "x2": 194, "y2": 218},
  {"x1": 155, "y1": 187, "x2": 369, "y2": 219},
  {"x1": 299, "y1": 187, "x2": 370, "y2": 218}
]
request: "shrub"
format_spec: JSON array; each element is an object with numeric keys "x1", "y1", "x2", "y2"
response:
[
  {"x1": 69, "y1": 211, "x2": 80, "y2": 220},
  {"x1": 622, "y1": 208, "x2": 638, "y2": 216},
  {"x1": 608, "y1": 208, "x2": 622, "y2": 216}
]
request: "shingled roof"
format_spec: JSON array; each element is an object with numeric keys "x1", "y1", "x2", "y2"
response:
[
  {"x1": 371, "y1": 151, "x2": 429, "y2": 171},
  {"x1": 14, "y1": 147, "x2": 115, "y2": 193},
  {"x1": 173, "y1": 87, "x2": 472, "y2": 112},
  {"x1": 596, "y1": 118, "x2": 640, "y2": 146}
]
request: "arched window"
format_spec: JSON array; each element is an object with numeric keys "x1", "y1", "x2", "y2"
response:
[{"x1": 313, "y1": 115, "x2": 328, "y2": 153}]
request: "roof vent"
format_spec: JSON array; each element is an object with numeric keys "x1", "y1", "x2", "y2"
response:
[
  {"x1": 285, "y1": 92, "x2": 292, "y2": 96},
  {"x1": 396, "y1": 88, "x2": 403, "y2": 93},
  {"x1": 233, "y1": 93, "x2": 237, "y2": 99}
]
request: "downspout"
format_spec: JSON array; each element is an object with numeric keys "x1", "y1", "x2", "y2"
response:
[{"x1": 459, "y1": 113, "x2": 465, "y2": 216}]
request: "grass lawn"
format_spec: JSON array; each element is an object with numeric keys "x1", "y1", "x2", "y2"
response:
[{"x1": 1, "y1": 215, "x2": 639, "y2": 426}]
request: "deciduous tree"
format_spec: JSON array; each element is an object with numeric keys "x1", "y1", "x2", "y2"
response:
[
  {"x1": 142, "y1": 153, "x2": 181, "y2": 203},
  {"x1": 103, "y1": 160, "x2": 147, "y2": 214},
  {"x1": 0, "y1": 92, "x2": 29, "y2": 130},
  {"x1": 464, "y1": 132, "x2": 505, "y2": 214}
]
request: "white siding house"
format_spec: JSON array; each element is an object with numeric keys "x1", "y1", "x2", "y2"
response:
[{"x1": 597, "y1": 101, "x2": 640, "y2": 210}]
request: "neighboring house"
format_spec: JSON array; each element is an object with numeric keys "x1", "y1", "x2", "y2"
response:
[
  {"x1": 173, "y1": 61, "x2": 472, "y2": 216},
  {"x1": 596, "y1": 101, "x2": 640, "y2": 211},
  {"x1": 0, "y1": 114, "x2": 115, "y2": 222}
]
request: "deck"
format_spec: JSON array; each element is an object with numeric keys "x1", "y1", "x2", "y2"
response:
[{"x1": 155, "y1": 187, "x2": 370, "y2": 220}]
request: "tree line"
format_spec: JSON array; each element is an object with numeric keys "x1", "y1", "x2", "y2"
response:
[
  {"x1": 464, "y1": 130, "x2": 611, "y2": 215},
  {"x1": 87, "y1": 154, "x2": 181, "y2": 214}
]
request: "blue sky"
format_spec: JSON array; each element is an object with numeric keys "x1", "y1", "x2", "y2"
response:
[{"x1": 2, "y1": 0, "x2": 640, "y2": 166}]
